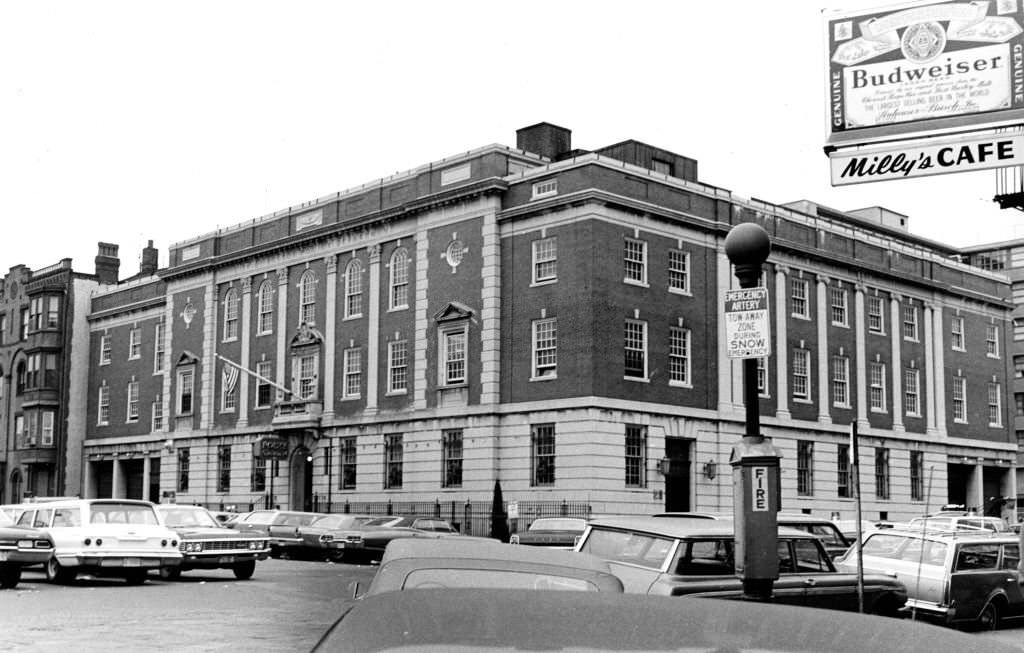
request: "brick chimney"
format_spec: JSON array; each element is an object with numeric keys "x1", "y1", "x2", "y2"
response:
[
  {"x1": 139, "y1": 240, "x2": 158, "y2": 276},
  {"x1": 516, "y1": 122, "x2": 572, "y2": 161},
  {"x1": 95, "y1": 242, "x2": 120, "y2": 284}
]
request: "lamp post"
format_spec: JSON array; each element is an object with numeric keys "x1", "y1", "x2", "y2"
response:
[{"x1": 724, "y1": 222, "x2": 781, "y2": 602}]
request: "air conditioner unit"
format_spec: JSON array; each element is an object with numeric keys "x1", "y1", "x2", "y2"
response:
[{"x1": 26, "y1": 436, "x2": 37, "y2": 447}]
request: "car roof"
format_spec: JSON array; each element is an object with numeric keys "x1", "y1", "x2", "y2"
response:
[
  {"x1": 588, "y1": 516, "x2": 811, "y2": 539},
  {"x1": 867, "y1": 527, "x2": 1018, "y2": 543},
  {"x1": 21, "y1": 498, "x2": 155, "y2": 509},
  {"x1": 313, "y1": 588, "x2": 1019, "y2": 653},
  {"x1": 381, "y1": 538, "x2": 615, "y2": 571}
]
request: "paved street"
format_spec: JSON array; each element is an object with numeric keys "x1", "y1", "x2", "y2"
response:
[{"x1": 2, "y1": 558, "x2": 377, "y2": 653}]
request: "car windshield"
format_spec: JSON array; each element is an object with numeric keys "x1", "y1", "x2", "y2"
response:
[
  {"x1": 89, "y1": 502, "x2": 159, "y2": 525},
  {"x1": 312, "y1": 515, "x2": 367, "y2": 529},
  {"x1": 159, "y1": 507, "x2": 220, "y2": 528},
  {"x1": 529, "y1": 518, "x2": 585, "y2": 532},
  {"x1": 363, "y1": 517, "x2": 397, "y2": 526}
]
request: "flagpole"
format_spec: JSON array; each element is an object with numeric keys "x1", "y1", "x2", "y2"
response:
[
  {"x1": 851, "y1": 421, "x2": 864, "y2": 614},
  {"x1": 215, "y1": 353, "x2": 292, "y2": 395}
]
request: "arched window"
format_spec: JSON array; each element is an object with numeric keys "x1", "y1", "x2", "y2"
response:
[
  {"x1": 222, "y1": 287, "x2": 239, "y2": 341},
  {"x1": 257, "y1": 280, "x2": 274, "y2": 334},
  {"x1": 344, "y1": 259, "x2": 363, "y2": 319},
  {"x1": 389, "y1": 248, "x2": 409, "y2": 310},
  {"x1": 299, "y1": 270, "x2": 317, "y2": 326}
]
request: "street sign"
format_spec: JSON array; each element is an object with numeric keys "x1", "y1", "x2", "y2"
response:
[
  {"x1": 725, "y1": 287, "x2": 771, "y2": 359},
  {"x1": 254, "y1": 435, "x2": 289, "y2": 460}
]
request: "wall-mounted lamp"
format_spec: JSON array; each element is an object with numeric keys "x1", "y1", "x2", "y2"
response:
[
  {"x1": 306, "y1": 454, "x2": 314, "y2": 463},
  {"x1": 163, "y1": 439, "x2": 174, "y2": 452},
  {"x1": 703, "y1": 459, "x2": 717, "y2": 480}
]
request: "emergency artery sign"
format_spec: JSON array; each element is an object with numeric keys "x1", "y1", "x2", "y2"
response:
[{"x1": 725, "y1": 287, "x2": 771, "y2": 359}]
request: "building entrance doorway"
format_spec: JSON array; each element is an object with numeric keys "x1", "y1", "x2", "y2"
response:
[
  {"x1": 663, "y1": 438, "x2": 692, "y2": 512},
  {"x1": 289, "y1": 448, "x2": 313, "y2": 511}
]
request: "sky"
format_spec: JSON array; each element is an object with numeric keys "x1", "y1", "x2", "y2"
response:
[{"x1": 2, "y1": 0, "x2": 1023, "y2": 277}]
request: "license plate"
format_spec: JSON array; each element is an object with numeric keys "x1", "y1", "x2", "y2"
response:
[
  {"x1": 219, "y1": 556, "x2": 235, "y2": 564},
  {"x1": 331, "y1": 542, "x2": 345, "y2": 549},
  {"x1": 124, "y1": 558, "x2": 141, "y2": 567},
  {"x1": 0, "y1": 551, "x2": 8, "y2": 561}
]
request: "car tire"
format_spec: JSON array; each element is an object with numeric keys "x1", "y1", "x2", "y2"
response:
[
  {"x1": 232, "y1": 560, "x2": 256, "y2": 580},
  {"x1": 45, "y1": 556, "x2": 76, "y2": 584},
  {"x1": 124, "y1": 569, "x2": 147, "y2": 585},
  {"x1": 868, "y1": 595, "x2": 901, "y2": 619},
  {"x1": 158, "y1": 566, "x2": 182, "y2": 581},
  {"x1": 0, "y1": 564, "x2": 21, "y2": 589},
  {"x1": 977, "y1": 601, "x2": 1001, "y2": 631}
]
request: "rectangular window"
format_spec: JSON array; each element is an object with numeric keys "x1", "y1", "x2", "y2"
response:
[
  {"x1": 830, "y1": 288, "x2": 848, "y2": 326},
  {"x1": 651, "y1": 158, "x2": 673, "y2": 175},
  {"x1": 128, "y1": 327, "x2": 141, "y2": 360},
  {"x1": 46, "y1": 296, "x2": 58, "y2": 328},
  {"x1": 668, "y1": 250, "x2": 690, "y2": 294},
  {"x1": 29, "y1": 297, "x2": 43, "y2": 331},
  {"x1": 389, "y1": 251, "x2": 409, "y2": 310},
  {"x1": 875, "y1": 447, "x2": 890, "y2": 500},
  {"x1": 531, "y1": 179, "x2": 558, "y2": 199},
  {"x1": 100, "y1": 334, "x2": 112, "y2": 365},
  {"x1": 904, "y1": 369, "x2": 920, "y2": 416},
  {"x1": 43, "y1": 353, "x2": 57, "y2": 388},
  {"x1": 387, "y1": 341, "x2": 408, "y2": 394},
  {"x1": 532, "y1": 236, "x2": 557, "y2": 284},
  {"x1": 154, "y1": 321, "x2": 166, "y2": 373},
  {"x1": 441, "y1": 326, "x2": 467, "y2": 385},
  {"x1": 624, "y1": 319, "x2": 647, "y2": 379},
  {"x1": 532, "y1": 318, "x2": 557, "y2": 379},
  {"x1": 221, "y1": 367, "x2": 237, "y2": 412},
  {"x1": 951, "y1": 316, "x2": 965, "y2": 351},
  {"x1": 251, "y1": 456, "x2": 266, "y2": 492},
  {"x1": 987, "y1": 324, "x2": 1000, "y2": 358},
  {"x1": 669, "y1": 326, "x2": 691, "y2": 386},
  {"x1": 177, "y1": 448, "x2": 190, "y2": 492},
  {"x1": 178, "y1": 368, "x2": 195, "y2": 415},
  {"x1": 98, "y1": 385, "x2": 110, "y2": 426},
  {"x1": 343, "y1": 348, "x2": 361, "y2": 399},
  {"x1": 910, "y1": 451, "x2": 924, "y2": 502},
  {"x1": 20, "y1": 309, "x2": 28, "y2": 340},
  {"x1": 989, "y1": 382, "x2": 1003, "y2": 427},
  {"x1": 126, "y1": 380, "x2": 140, "y2": 422},
  {"x1": 531, "y1": 423, "x2": 555, "y2": 487},
  {"x1": 792, "y1": 349, "x2": 811, "y2": 400},
  {"x1": 297, "y1": 353, "x2": 318, "y2": 400},
  {"x1": 831, "y1": 355, "x2": 850, "y2": 407},
  {"x1": 837, "y1": 444, "x2": 850, "y2": 499},
  {"x1": 14, "y1": 415, "x2": 24, "y2": 447},
  {"x1": 869, "y1": 362, "x2": 887, "y2": 412},
  {"x1": 152, "y1": 398, "x2": 164, "y2": 431},
  {"x1": 903, "y1": 305, "x2": 918, "y2": 341},
  {"x1": 797, "y1": 441, "x2": 814, "y2": 496},
  {"x1": 340, "y1": 437, "x2": 357, "y2": 490},
  {"x1": 623, "y1": 238, "x2": 647, "y2": 285},
  {"x1": 867, "y1": 295, "x2": 884, "y2": 333},
  {"x1": 256, "y1": 361, "x2": 273, "y2": 408},
  {"x1": 39, "y1": 411, "x2": 54, "y2": 446},
  {"x1": 384, "y1": 434, "x2": 403, "y2": 489},
  {"x1": 0, "y1": 314, "x2": 5, "y2": 344},
  {"x1": 625, "y1": 425, "x2": 647, "y2": 488},
  {"x1": 442, "y1": 429, "x2": 463, "y2": 488},
  {"x1": 217, "y1": 445, "x2": 231, "y2": 493},
  {"x1": 953, "y1": 376, "x2": 967, "y2": 423},
  {"x1": 791, "y1": 278, "x2": 809, "y2": 319}
]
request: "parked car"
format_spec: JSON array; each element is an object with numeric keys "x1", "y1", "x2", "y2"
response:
[
  {"x1": 654, "y1": 512, "x2": 852, "y2": 558},
  {"x1": 311, "y1": 588, "x2": 1012, "y2": 653},
  {"x1": 835, "y1": 526, "x2": 1023, "y2": 630},
  {"x1": 907, "y1": 512, "x2": 1010, "y2": 533},
  {"x1": 0, "y1": 508, "x2": 54, "y2": 589},
  {"x1": 225, "y1": 509, "x2": 278, "y2": 534},
  {"x1": 154, "y1": 504, "x2": 270, "y2": 579},
  {"x1": 15, "y1": 499, "x2": 182, "y2": 584},
  {"x1": 509, "y1": 517, "x2": 587, "y2": 550},
  {"x1": 264, "y1": 510, "x2": 327, "y2": 556},
  {"x1": 363, "y1": 537, "x2": 624, "y2": 596},
  {"x1": 576, "y1": 516, "x2": 907, "y2": 616},
  {"x1": 356, "y1": 518, "x2": 477, "y2": 561},
  {"x1": 361, "y1": 516, "x2": 459, "y2": 533},
  {"x1": 295, "y1": 513, "x2": 374, "y2": 560}
]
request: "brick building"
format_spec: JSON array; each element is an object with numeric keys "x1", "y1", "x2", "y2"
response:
[
  {"x1": 0, "y1": 249, "x2": 113, "y2": 503},
  {"x1": 79, "y1": 123, "x2": 1016, "y2": 527}
]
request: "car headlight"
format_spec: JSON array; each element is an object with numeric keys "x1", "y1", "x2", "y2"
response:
[
  {"x1": 248, "y1": 541, "x2": 258, "y2": 550},
  {"x1": 16, "y1": 539, "x2": 34, "y2": 548}
]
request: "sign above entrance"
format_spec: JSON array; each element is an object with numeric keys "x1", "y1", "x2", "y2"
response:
[
  {"x1": 724, "y1": 287, "x2": 771, "y2": 359},
  {"x1": 254, "y1": 435, "x2": 289, "y2": 460},
  {"x1": 830, "y1": 129, "x2": 1024, "y2": 185}
]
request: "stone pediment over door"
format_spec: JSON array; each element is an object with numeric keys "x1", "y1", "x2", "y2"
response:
[
  {"x1": 433, "y1": 301, "x2": 474, "y2": 324},
  {"x1": 176, "y1": 350, "x2": 200, "y2": 366},
  {"x1": 290, "y1": 322, "x2": 324, "y2": 349}
]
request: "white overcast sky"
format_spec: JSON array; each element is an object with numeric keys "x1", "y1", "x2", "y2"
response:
[{"x1": 2, "y1": 0, "x2": 1022, "y2": 276}]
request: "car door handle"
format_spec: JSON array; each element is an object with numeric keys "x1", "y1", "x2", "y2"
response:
[{"x1": 804, "y1": 578, "x2": 816, "y2": 587}]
